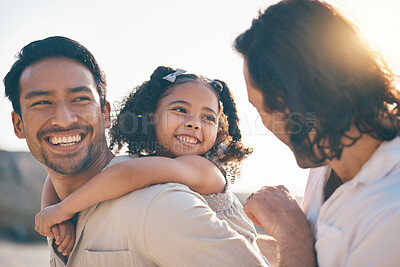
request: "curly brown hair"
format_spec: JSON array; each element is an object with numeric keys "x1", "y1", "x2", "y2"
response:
[{"x1": 108, "y1": 66, "x2": 252, "y2": 182}]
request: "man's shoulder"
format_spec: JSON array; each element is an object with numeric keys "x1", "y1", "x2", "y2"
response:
[
  {"x1": 106, "y1": 182, "x2": 207, "y2": 211},
  {"x1": 98, "y1": 156, "x2": 210, "y2": 217},
  {"x1": 127, "y1": 182, "x2": 197, "y2": 196},
  {"x1": 103, "y1": 155, "x2": 136, "y2": 170},
  {"x1": 91, "y1": 182, "x2": 211, "y2": 233}
]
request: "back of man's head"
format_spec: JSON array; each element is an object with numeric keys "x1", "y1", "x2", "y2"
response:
[
  {"x1": 235, "y1": 0, "x2": 400, "y2": 163},
  {"x1": 4, "y1": 36, "x2": 107, "y2": 116}
]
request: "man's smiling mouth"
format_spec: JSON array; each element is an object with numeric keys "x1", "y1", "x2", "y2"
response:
[{"x1": 48, "y1": 134, "x2": 83, "y2": 147}]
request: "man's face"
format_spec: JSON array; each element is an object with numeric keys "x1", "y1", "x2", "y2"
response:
[
  {"x1": 12, "y1": 57, "x2": 111, "y2": 174},
  {"x1": 243, "y1": 60, "x2": 322, "y2": 168}
]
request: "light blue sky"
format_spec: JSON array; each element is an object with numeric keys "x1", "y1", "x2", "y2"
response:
[{"x1": 1, "y1": 0, "x2": 399, "y2": 195}]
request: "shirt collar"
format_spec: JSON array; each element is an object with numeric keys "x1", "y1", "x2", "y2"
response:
[{"x1": 338, "y1": 136, "x2": 400, "y2": 190}]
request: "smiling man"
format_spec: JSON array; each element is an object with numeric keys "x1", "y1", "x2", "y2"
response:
[
  {"x1": 4, "y1": 36, "x2": 269, "y2": 266},
  {"x1": 14, "y1": 57, "x2": 112, "y2": 184}
]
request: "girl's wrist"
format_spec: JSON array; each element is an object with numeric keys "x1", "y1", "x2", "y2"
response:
[{"x1": 58, "y1": 198, "x2": 74, "y2": 217}]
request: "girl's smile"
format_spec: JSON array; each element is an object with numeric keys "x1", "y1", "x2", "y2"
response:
[
  {"x1": 175, "y1": 134, "x2": 201, "y2": 146},
  {"x1": 153, "y1": 81, "x2": 219, "y2": 157}
]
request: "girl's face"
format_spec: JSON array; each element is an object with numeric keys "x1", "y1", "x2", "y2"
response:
[{"x1": 153, "y1": 81, "x2": 219, "y2": 157}]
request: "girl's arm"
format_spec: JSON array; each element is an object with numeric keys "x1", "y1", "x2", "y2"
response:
[
  {"x1": 41, "y1": 175, "x2": 61, "y2": 210},
  {"x1": 60, "y1": 155, "x2": 225, "y2": 214},
  {"x1": 37, "y1": 155, "x2": 226, "y2": 230},
  {"x1": 37, "y1": 175, "x2": 76, "y2": 256}
]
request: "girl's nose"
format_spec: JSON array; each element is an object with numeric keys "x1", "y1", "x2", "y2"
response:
[{"x1": 185, "y1": 118, "x2": 201, "y2": 130}]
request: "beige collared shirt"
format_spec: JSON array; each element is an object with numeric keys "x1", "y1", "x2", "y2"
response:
[
  {"x1": 302, "y1": 137, "x2": 400, "y2": 267},
  {"x1": 48, "y1": 156, "x2": 267, "y2": 267}
]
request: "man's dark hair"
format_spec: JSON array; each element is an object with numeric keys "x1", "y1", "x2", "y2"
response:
[
  {"x1": 235, "y1": 0, "x2": 400, "y2": 163},
  {"x1": 4, "y1": 36, "x2": 107, "y2": 115}
]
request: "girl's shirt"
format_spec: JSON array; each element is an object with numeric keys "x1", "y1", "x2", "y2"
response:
[{"x1": 203, "y1": 179, "x2": 268, "y2": 262}]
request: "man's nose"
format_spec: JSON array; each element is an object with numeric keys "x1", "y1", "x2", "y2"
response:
[{"x1": 51, "y1": 102, "x2": 78, "y2": 127}]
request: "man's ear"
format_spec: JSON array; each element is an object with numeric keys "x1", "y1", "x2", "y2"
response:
[
  {"x1": 102, "y1": 101, "x2": 112, "y2": 128},
  {"x1": 148, "y1": 113, "x2": 154, "y2": 122},
  {"x1": 11, "y1": 111, "x2": 25, "y2": 139}
]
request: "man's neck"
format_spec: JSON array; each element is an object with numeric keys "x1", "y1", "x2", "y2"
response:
[
  {"x1": 329, "y1": 130, "x2": 382, "y2": 183},
  {"x1": 47, "y1": 149, "x2": 115, "y2": 201}
]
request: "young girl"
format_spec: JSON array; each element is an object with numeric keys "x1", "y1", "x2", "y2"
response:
[{"x1": 35, "y1": 66, "x2": 262, "y2": 259}]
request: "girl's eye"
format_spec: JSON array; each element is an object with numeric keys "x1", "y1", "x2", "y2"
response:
[
  {"x1": 203, "y1": 115, "x2": 216, "y2": 123},
  {"x1": 173, "y1": 107, "x2": 187, "y2": 113}
]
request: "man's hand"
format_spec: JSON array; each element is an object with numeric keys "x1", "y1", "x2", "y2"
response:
[
  {"x1": 244, "y1": 185, "x2": 316, "y2": 267},
  {"x1": 35, "y1": 202, "x2": 74, "y2": 237},
  {"x1": 244, "y1": 185, "x2": 301, "y2": 237}
]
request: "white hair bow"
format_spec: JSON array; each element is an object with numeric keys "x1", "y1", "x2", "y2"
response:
[{"x1": 162, "y1": 69, "x2": 186, "y2": 82}]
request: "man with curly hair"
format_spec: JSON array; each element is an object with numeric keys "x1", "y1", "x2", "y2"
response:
[{"x1": 236, "y1": 0, "x2": 400, "y2": 266}]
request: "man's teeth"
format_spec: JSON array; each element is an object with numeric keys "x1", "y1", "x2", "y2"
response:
[
  {"x1": 176, "y1": 135, "x2": 198, "y2": 144},
  {"x1": 49, "y1": 135, "x2": 82, "y2": 146}
]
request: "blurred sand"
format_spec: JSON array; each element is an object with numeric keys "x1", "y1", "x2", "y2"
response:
[{"x1": 0, "y1": 239, "x2": 49, "y2": 267}]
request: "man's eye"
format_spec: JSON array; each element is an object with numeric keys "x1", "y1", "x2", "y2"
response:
[
  {"x1": 73, "y1": 97, "x2": 91, "y2": 102},
  {"x1": 32, "y1": 101, "x2": 51, "y2": 107}
]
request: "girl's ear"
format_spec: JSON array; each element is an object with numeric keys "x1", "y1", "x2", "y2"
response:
[{"x1": 11, "y1": 111, "x2": 25, "y2": 139}]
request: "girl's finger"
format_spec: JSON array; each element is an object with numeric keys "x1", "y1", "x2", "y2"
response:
[
  {"x1": 58, "y1": 229, "x2": 72, "y2": 253},
  {"x1": 63, "y1": 233, "x2": 76, "y2": 256},
  {"x1": 51, "y1": 225, "x2": 61, "y2": 245}
]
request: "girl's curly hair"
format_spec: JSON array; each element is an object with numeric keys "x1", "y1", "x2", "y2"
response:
[{"x1": 108, "y1": 66, "x2": 252, "y2": 182}]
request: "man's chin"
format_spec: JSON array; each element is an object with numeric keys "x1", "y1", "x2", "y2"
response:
[
  {"x1": 42, "y1": 150, "x2": 92, "y2": 175},
  {"x1": 295, "y1": 156, "x2": 326, "y2": 169},
  {"x1": 45, "y1": 159, "x2": 91, "y2": 175}
]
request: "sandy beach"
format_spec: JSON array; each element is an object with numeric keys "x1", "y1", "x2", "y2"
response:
[{"x1": 0, "y1": 238, "x2": 49, "y2": 267}]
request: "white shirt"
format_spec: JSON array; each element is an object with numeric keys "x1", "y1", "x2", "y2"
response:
[{"x1": 302, "y1": 137, "x2": 400, "y2": 267}]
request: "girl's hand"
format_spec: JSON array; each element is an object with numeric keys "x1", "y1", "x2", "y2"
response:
[
  {"x1": 35, "y1": 202, "x2": 74, "y2": 237},
  {"x1": 52, "y1": 221, "x2": 75, "y2": 257}
]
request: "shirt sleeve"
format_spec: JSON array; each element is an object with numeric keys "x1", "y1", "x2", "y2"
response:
[{"x1": 142, "y1": 184, "x2": 268, "y2": 267}]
